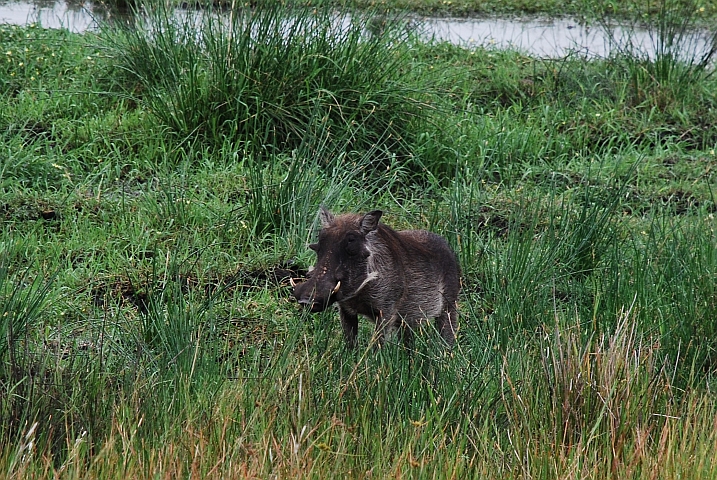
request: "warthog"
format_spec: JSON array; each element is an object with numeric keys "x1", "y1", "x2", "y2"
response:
[{"x1": 292, "y1": 207, "x2": 461, "y2": 348}]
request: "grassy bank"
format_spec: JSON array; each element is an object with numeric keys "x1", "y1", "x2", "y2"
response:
[
  {"x1": 345, "y1": 0, "x2": 717, "y2": 20},
  {"x1": 2, "y1": 2, "x2": 717, "y2": 477}
]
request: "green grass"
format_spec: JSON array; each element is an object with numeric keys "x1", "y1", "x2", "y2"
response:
[{"x1": 2, "y1": 1, "x2": 717, "y2": 477}]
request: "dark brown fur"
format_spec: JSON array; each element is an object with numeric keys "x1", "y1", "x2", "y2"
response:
[{"x1": 292, "y1": 207, "x2": 461, "y2": 348}]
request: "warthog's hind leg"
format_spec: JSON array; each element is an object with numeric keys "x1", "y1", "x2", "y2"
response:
[
  {"x1": 372, "y1": 312, "x2": 401, "y2": 347},
  {"x1": 436, "y1": 302, "x2": 458, "y2": 346},
  {"x1": 399, "y1": 318, "x2": 415, "y2": 349}
]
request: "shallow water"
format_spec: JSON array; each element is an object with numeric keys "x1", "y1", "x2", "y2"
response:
[
  {"x1": 1, "y1": 0, "x2": 714, "y2": 61},
  {"x1": 424, "y1": 15, "x2": 715, "y2": 60},
  {"x1": 0, "y1": 0, "x2": 102, "y2": 32},
  {"x1": 425, "y1": 16, "x2": 623, "y2": 58}
]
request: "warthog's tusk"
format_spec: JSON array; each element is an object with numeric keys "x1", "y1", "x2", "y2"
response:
[
  {"x1": 289, "y1": 277, "x2": 297, "y2": 287},
  {"x1": 332, "y1": 281, "x2": 341, "y2": 294}
]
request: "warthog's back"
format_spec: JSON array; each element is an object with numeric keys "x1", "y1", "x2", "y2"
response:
[{"x1": 391, "y1": 229, "x2": 461, "y2": 321}]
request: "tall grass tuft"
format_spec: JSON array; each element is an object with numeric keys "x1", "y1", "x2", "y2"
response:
[
  {"x1": 135, "y1": 252, "x2": 220, "y2": 381},
  {"x1": 243, "y1": 120, "x2": 408, "y2": 251},
  {"x1": 472, "y1": 176, "x2": 624, "y2": 337},
  {"x1": 0, "y1": 246, "x2": 114, "y2": 467},
  {"x1": 594, "y1": 0, "x2": 717, "y2": 112},
  {"x1": 0, "y1": 253, "x2": 55, "y2": 366},
  {"x1": 0, "y1": 246, "x2": 56, "y2": 443},
  {"x1": 103, "y1": 1, "x2": 426, "y2": 160},
  {"x1": 497, "y1": 308, "x2": 683, "y2": 477},
  {"x1": 635, "y1": 212, "x2": 717, "y2": 375}
]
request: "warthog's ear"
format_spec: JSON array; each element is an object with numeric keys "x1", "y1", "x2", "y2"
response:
[
  {"x1": 360, "y1": 210, "x2": 382, "y2": 234},
  {"x1": 319, "y1": 206, "x2": 335, "y2": 228}
]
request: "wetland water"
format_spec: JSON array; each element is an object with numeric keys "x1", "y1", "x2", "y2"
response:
[{"x1": 1, "y1": 0, "x2": 715, "y2": 61}]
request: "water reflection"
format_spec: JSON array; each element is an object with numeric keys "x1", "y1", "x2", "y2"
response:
[
  {"x1": 424, "y1": 15, "x2": 716, "y2": 61},
  {"x1": 425, "y1": 16, "x2": 608, "y2": 57},
  {"x1": 0, "y1": 0, "x2": 128, "y2": 31}
]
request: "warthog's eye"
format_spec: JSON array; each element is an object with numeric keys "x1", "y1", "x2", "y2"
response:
[
  {"x1": 309, "y1": 243, "x2": 319, "y2": 252},
  {"x1": 343, "y1": 232, "x2": 361, "y2": 256}
]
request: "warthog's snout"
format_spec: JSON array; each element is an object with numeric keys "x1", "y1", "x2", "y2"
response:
[
  {"x1": 298, "y1": 297, "x2": 320, "y2": 312},
  {"x1": 292, "y1": 277, "x2": 341, "y2": 313}
]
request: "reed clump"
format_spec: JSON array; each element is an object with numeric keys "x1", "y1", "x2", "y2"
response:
[{"x1": 104, "y1": 1, "x2": 426, "y2": 161}]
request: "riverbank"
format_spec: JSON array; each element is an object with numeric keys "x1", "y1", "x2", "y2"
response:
[{"x1": 352, "y1": 0, "x2": 717, "y2": 20}]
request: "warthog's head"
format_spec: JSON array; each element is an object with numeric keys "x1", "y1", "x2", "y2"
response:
[{"x1": 292, "y1": 207, "x2": 381, "y2": 312}]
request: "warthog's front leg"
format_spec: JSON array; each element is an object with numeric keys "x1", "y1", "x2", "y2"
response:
[{"x1": 339, "y1": 307, "x2": 359, "y2": 348}]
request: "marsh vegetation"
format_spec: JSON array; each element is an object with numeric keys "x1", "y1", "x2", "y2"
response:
[{"x1": 1, "y1": 0, "x2": 716, "y2": 477}]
